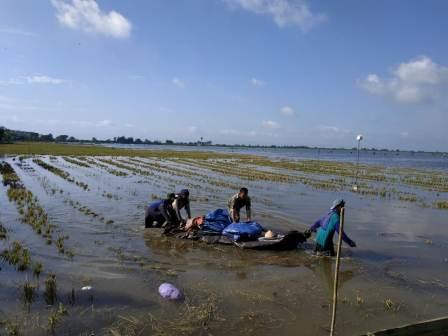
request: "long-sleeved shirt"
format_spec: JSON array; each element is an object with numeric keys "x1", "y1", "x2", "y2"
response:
[
  {"x1": 147, "y1": 200, "x2": 176, "y2": 222},
  {"x1": 309, "y1": 210, "x2": 353, "y2": 248},
  {"x1": 172, "y1": 198, "x2": 191, "y2": 221},
  {"x1": 227, "y1": 193, "x2": 251, "y2": 218}
]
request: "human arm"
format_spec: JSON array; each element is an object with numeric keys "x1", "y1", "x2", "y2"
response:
[
  {"x1": 172, "y1": 199, "x2": 183, "y2": 222},
  {"x1": 246, "y1": 198, "x2": 252, "y2": 221},
  {"x1": 335, "y1": 217, "x2": 356, "y2": 247},
  {"x1": 185, "y1": 200, "x2": 191, "y2": 219}
]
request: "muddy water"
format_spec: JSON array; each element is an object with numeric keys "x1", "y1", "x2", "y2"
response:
[{"x1": 1, "y1": 156, "x2": 447, "y2": 335}]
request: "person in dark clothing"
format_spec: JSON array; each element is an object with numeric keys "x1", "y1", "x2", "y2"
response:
[
  {"x1": 145, "y1": 193, "x2": 177, "y2": 228},
  {"x1": 172, "y1": 189, "x2": 192, "y2": 224},
  {"x1": 227, "y1": 187, "x2": 252, "y2": 223},
  {"x1": 306, "y1": 199, "x2": 356, "y2": 256}
]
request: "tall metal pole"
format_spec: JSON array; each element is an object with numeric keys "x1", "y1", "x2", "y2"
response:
[{"x1": 330, "y1": 207, "x2": 345, "y2": 336}]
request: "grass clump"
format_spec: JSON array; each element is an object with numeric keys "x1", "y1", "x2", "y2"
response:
[
  {"x1": 32, "y1": 262, "x2": 43, "y2": 277},
  {"x1": 0, "y1": 223, "x2": 7, "y2": 240},
  {"x1": 435, "y1": 200, "x2": 448, "y2": 209},
  {"x1": 33, "y1": 158, "x2": 89, "y2": 191},
  {"x1": 44, "y1": 274, "x2": 57, "y2": 305},
  {"x1": 384, "y1": 298, "x2": 400, "y2": 312},
  {"x1": 1, "y1": 241, "x2": 31, "y2": 271},
  {"x1": 48, "y1": 303, "x2": 68, "y2": 333},
  {"x1": 22, "y1": 281, "x2": 37, "y2": 306}
]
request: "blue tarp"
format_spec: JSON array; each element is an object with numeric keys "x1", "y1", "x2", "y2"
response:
[
  {"x1": 201, "y1": 209, "x2": 232, "y2": 235},
  {"x1": 223, "y1": 222, "x2": 264, "y2": 242}
]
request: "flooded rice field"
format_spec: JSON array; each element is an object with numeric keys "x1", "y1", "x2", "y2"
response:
[{"x1": 1, "y1": 152, "x2": 448, "y2": 335}]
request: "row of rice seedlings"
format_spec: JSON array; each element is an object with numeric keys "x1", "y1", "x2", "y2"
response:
[
  {"x1": 62, "y1": 156, "x2": 91, "y2": 168},
  {"x1": 435, "y1": 200, "x2": 448, "y2": 209},
  {"x1": 0, "y1": 161, "x2": 21, "y2": 186},
  {"x1": 77, "y1": 157, "x2": 128, "y2": 176},
  {"x1": 97, "y1": 158, "x2": 154, "y2": 177},
  {"x1": 0, "y1": 162, "x2": 72, "y2": 256},
  {"x1": 64, "y1": 198, "x2": 114, "y2": 224},
  {"x1": 33, "y1": 158, "x2": 89, "y2": 191}
]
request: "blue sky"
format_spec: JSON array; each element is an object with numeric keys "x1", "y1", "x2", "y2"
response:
[{"x1": 1, "y1": 0, "x2": 447, "y2": 151}]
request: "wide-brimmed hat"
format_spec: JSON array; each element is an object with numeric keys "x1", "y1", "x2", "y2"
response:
[{"x1": 331, "y1": 199, "x2": 345, "y2": 210}]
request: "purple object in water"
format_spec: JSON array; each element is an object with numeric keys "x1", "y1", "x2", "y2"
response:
[{"x1": 158, "y1": 283, "x2": 183, "y2": 300}]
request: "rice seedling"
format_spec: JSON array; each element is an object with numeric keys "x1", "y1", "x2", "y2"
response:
[
  {"x1": 384, "y1": 298, "x2": 400, "y2": 312},
  {"x1": 33, "y1": 158, "x2": 90, "y2": 191},
  {"x1": 3, "y1": 321, "x2": 20, "y2": 336},
  {"x1": 47, "y1": 303, "x2": 67, "y2": 333},
  {"x1": 1, "y1": 241, "x2": 31, "y2": 271},
  {"x1": 0, "y1": 223, "x2": 7, "y2": 240},
  {"x1": 55, "y1": 236, "x2": 65, "y2": 254},
  {"x1": 435, "y1": 200, "x2": 448, "y2": 209},
  {"x1": 44, "y1": 274, "x2": 57, "y2": 305},
  {"x1": 22, "y1": 281, "x2": 37, "y2": 306},
  {"x1": 32, "y1": 262, "x2": 43, "y2": 277}
]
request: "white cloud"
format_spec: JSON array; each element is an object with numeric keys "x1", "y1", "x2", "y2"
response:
[
  {"x1": 319, "y1": 125, "x2": 339, "y2": 133},
  {"x1": 172, "y1": 77, "x2": 185, "y2": 88},
  {"x1": 248, "y1": 130, "x2": 257, "y2": 136},
  {"x1": 51, "y1": 0, "x2": 132, "y2": 39},
  {"x1": 223, "y1": 0, "x2": 326, "y2": 31},
  {"x1": 400, "y1": 131, "x2": 409, "y2": 138},
  {"x1": 250, "y1": 78, "x2": 265, "y2": 87},
  {"x1": 279, "y1": 105, "x2": 295, "y2": 116},
  {"x1": 359, "y1": 56, "x2": 448, "y2": 104},
  {"x1": 262, "y1": 120, "x2": 280, "y2": 129},
  {"x1": 26, "y1": 75, "x2": 66, "y2": 84},
  {"x1": 97, "y1": 119, "x2": 113, "y2": 127}
]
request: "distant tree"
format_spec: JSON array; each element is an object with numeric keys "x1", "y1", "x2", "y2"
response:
[
  {"x1": 135, "y1": 138, "x2": 143, "y2": 144},
  {"x1": 0, "y1": 127, "x2": 5, "y2": 142},
  {"x1": 91, "y1": 137, "x2": 98, "y2": 143},
  {"x1": 40, "y1": 133, "x2": 54, "y2": 142},
  {"x1": 55, "y1": 135, "x2": 69, "y2": 142},
  {"x1": 165, "y1": 139, "x2": 174, "y2": 145},
  {"x1": 68, "y1": 136, "x2": 77, "y2": 142}
]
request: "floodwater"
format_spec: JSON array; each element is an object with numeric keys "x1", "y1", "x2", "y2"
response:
[{"x1": 0, "y1": 154, "x2": 447, "y2": 335}]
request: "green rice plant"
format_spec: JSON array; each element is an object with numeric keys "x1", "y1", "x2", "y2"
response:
[
  {"x1": 22, "y1": 281, "x2": 37, "y2": 306},
  {"x1": 55, "y1": 236, "x2": 65, "y2": 254},
  {"x1": 48, "y1": 303, "x2": 67, "y2": 333},
  {"x1": 32, "y1": 262, "x2": 43, "y2": 278},
  {"x1": 384, "y1": 298, "x2": 400, "y2": 312},
  {"x1": 44, "y1": 274, "x2": 57, "y2": 305},
  {"x1": 435, "y1": 200, "x2": 448, "y2": 209},
  {"x1": 3, "y1": 321, "x2": 20, "y2": 336},
  {"x1": 0, "y1": 223, "x2": 7, "y2": 240}
]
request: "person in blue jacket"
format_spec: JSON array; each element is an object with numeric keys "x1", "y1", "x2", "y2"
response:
[
  {"x1": 307, "y1": 199, "x2": 356, "y2": 256},
  {"x1": 145, "y1": 193, "x2": 177, "y2": 228}
]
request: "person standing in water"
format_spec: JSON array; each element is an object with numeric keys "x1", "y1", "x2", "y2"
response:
[
  {"x1": 306, "y1": 199, "x2": 356, "y2": 256},
  {"x1": 227, "y1": 187, "x2": 252, "y2": 223}
]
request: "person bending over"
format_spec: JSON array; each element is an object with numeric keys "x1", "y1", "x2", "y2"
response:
[
  {"x1": 306, "y1": 199, "x2": 356, "y2": 256},
  {"x1": 172, "y1": 189, "x2": 192, "y2": 224},
  {"x1": 227, "y1": 187, "x2": 252, "y2": 223},
  {"x1": 145, "y1": 193, "x2": 177, "y2": 228}
]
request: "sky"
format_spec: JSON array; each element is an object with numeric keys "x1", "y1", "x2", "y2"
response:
[{"x1": 1, "y1": 0, "x2": 448, "y2": 151}]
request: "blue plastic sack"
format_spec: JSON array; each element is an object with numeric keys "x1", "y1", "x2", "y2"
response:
[
  {"x1": 201, "y1": 209, "x2": 232, "y2": 235},
  {"x1": 222, "y1": 222, "x2": 264, "y2": 242}
]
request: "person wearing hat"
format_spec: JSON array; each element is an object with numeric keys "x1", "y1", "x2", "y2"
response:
[
  {"x1": 172, "y1": 189, "x2": 192, "y2": 224},
  {"x1": 145, "y1": 193, "x2": 178, "y2": 228},
  {"x1": 306, "y1": 199, "x2": 356, "y2": 256},
  {"x1": 228, "y1": 187, "x2": 252, "y2": 223}
]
